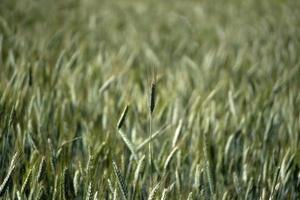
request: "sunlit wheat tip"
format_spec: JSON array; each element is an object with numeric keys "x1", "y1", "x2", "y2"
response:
[{"x1": 117, "y1": 105, "x2": 129, "y2": 129}]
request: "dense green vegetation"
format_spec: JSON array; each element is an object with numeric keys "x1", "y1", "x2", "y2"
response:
[{"x1": 0, "y1": 0, "x2": 300, "y2": 199}]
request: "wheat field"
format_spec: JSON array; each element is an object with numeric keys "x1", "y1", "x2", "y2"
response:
[{"x1": 0, "y1": 0, "x2": 300, "y2": 199}]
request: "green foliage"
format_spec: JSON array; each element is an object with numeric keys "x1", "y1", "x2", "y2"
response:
[{"x1": 0, "y1": 0, "x2": 300, "y2": 199}]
